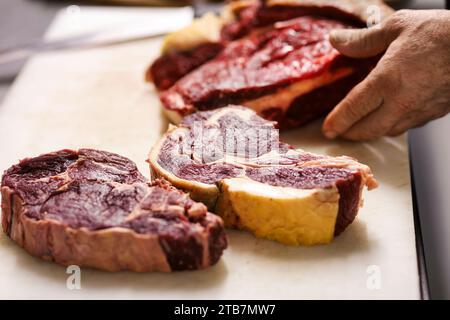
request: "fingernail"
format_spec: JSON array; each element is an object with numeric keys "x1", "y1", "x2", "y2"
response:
[
  {"x1": 324, "y1": 130, "x2": 338, "y2": 139},
  {"x1": 330, "y1": 30, "x2": 349, "y2": 44}
]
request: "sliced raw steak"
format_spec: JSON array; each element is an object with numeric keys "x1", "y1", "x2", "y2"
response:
[
  {"x1": 147, "y1": 0, "x2": 393, "y2": 129},
  {"x1": 1, "y1": 149, "x2": 227, "y2": 272},
  {"x1": 149, "y1": 106, "x2": 377, "y2": 245}
]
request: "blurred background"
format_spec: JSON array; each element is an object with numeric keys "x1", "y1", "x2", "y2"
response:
[{"x1": 0, "y1": 0, "x2": 448, "y2": 300}]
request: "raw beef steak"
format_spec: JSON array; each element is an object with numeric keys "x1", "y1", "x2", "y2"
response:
[
  {"x1": 146, "y1": 0, "x2": 393, "y2": 129},
  {"x1": 149, "y1": 106, "x2": 378, "y2": 245},
  {"x1": 1, "y1": 149, "x2": 227, "y2": 272}
]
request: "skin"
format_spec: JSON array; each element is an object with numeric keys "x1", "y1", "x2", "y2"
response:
[{"x1": 322, "y1": 10, "x2": 450, "y2": 141}]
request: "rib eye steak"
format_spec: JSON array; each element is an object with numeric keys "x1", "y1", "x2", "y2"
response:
[
  {"x1": 1, "y1": 149, "x2": 227, "y2": 272},
  {"x1": 149, "y1": 106, "x2": 377, "y2": 245}
]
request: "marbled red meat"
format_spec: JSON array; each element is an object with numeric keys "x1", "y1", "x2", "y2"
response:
[
  {"x1": 1, "y1": 149, "x2": 227, "y2": 272},
  {"x1": 156, "y1": 15, "x2": 375, "y2": 129},
  {"x1": 161, "y1": 17, "x2": 354, "y2": 111},
  {"x1": 147, "y1": 43, "x2": 224, "y2": 91},
  {"x1": 150, "y1": 106, "x2": 377, "y2": 237}
]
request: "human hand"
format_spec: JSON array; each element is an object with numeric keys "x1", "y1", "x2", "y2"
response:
[{"x1": 322, "y1": 10, "x2": 450, "y2": 141}]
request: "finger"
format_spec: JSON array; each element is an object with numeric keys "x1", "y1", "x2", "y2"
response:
[
  {"x1": 322, "y1": 69, "x2": 385, "y2": 139},
  {"x1": 341, "y1": 103, "x2": 403, "y2": 141},
  {"x1": 387, "y1": 112, "x2": 421, "y2": 136},
  {"x1": 329, "y1": 26, "x2": 396, "y2": 58},
  {"x1": 388, "y1": 109, "x2": 448, "y2": 136}
]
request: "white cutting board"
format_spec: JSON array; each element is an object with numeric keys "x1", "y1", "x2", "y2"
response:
[{"x1": 0, "y1": 7, "x2": 420, "y2": 299}]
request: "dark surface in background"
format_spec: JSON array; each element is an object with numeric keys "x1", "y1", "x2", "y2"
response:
[
  {"x1": 0, "y1": 0, "x2": 446, "y2": 101},
  {"x1": 0, "y1": 0, "x2": 449, "y2": 299}
]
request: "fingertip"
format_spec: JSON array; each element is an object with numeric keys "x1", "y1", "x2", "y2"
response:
[
  {"x1": 329, "y1": 29, "x2": 367, "y2": 58},
  {"x1": 322, "y1": 117, "x2": 339, "y2": 139},
  {"x1": 323, "y1": 130, "x2": 338, "y2": 139},
  {"x1": 329, "y1": 29, "x2": 350, "y2": 45}
]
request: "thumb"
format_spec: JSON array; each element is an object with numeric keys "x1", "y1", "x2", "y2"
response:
[{"x1": 329, "y1": 27, "x2": 395, "y2": 58}]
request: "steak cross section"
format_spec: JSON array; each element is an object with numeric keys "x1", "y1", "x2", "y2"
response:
[
  {"x1": 1, "y1": 149, "x2": 227, "y2": 272},
  {"x1": 149, "y1": 106, "x2": 378, "y2": 246}
]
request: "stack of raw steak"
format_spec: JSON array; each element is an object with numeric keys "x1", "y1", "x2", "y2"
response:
[
  {"x1": 147, "y1": 0, "x2": 393, "y2": 128},
  {"x1": 1, "y1": 149, "x2": 227, "y2": 272}
]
